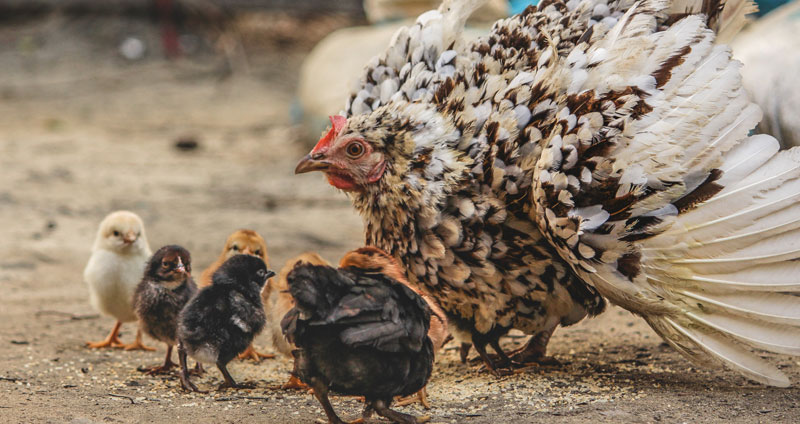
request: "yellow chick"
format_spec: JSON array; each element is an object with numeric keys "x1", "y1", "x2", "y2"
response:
[{"x1": 84, "y1": 211, "x2": 154, "y2": 350}]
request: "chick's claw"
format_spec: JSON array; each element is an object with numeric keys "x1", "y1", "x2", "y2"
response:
[{"x1": 237, "y1": 344, "x2": 275, "y2": 362}]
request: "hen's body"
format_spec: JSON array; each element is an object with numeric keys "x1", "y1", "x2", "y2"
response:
[
  {"x1": 282, "y1": 263, "x2": 433, "y2": 424},
  {"x1": 297, "y1": 0, "x2": 800, "y2": 385}
]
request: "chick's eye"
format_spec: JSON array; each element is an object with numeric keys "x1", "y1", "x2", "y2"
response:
[
  {"x1": 254, "y1": 250, "x2": 262, "y2": 257},
  {"x1": 113, "y1": 231, "x2": 120, "y2": 237},
  {"x1": 231, "y1": 245, "x2": 239, "y2": 251},
  {"x1": 256, "y1": 269, "x2": 266, "y2": 278},
  {"x1": 345, "y1": 141, "x2": 365, "y2": 158}
]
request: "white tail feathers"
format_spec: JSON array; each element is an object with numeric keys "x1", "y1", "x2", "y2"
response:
[{"x1": 640, "y1": 136, "x2": 800, "y2": 386}]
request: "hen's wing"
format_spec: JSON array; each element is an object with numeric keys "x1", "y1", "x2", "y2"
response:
[
  {"x1": 284, "y1": 264, "x2": 431, "y2": 353},
  {"x1": 525, "y1": 0, "x2": 800, "y2": 386}
]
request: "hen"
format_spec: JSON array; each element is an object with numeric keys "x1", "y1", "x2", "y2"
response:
[
  {"x1": 295, "y1": 0, "x2": 800, "y2": 385},
  {"x1": 281, "y1": 256, "x2": 434, "y2": 424}
]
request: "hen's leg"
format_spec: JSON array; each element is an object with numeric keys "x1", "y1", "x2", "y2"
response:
[
  {"x1": 139, "y1": 344, "x2": 177, "y2": 374},
  {"x1": 472, "y1": 340, "x2": 514, "y2": 376},
  {"x1": 237, "y1": 343, "x2": 276, "y2": 362},
  {"x1": 178, "y1": 343, "x2": 205, "y2": 393},
  {"x1": 372, "y1": 399, "x2": 429, "y2": 424},
  {"x1": 122, "y1": 328, "x2": 156, "y2": 351},
  {"x1": 509, "y1": 328, "x2": 561, "y2": 365},
  {"x1": 86, "y1": 321, "x2": 125, "y2": 349}
]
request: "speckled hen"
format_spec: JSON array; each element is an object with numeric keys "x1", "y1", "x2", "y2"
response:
[{"x1": 296, "y1": 0, "x2": 800, "y2": 385}]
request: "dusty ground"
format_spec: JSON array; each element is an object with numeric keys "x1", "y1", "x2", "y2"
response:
[{"x1": 1, "y1": 12, "x2": 799, "y2": 424}]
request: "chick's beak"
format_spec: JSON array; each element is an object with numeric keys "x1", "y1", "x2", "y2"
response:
[
  {"x1": 265, "y1": 270, "x2": 276, "y2": 280},
  {"x1": 123, "y1": 231, "x2": 136, "y2": 244},
  {"x1": 295, "y1": 154, "x2": 330, "y2": 174},
  {"x1": 176, "y1": 258, "x2": 187, "y2": 275}
]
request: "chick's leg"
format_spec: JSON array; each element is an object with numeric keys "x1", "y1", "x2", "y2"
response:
[
  {"x1": 372, "y1": 399, "x2": 429, "y2": 424},
  {"x1": 236, "y1": 343, "x2": 275, "y2": 362},
  {"x1": 122, "y1": 328, "x2": 156, "y2": 351},
  {"x1": 138, "y1": 345, "x2": 177, "y2": 375},
  {"x1": 86, "y1": 321, "x2": 125, "y2": 349},
  {"x1": 217, "y1": 361, "x2": 256, "y2": 390},
  {"x1": 178, "y1": 343, "x2": 206, "y2": 393},
  {"x1": 309, "y1": 377, "x2": 349, "y2": 424}
]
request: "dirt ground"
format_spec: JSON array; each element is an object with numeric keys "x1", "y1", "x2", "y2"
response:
[{"x1": 1, "y1": 12, "x2": 799, "y2": 424}]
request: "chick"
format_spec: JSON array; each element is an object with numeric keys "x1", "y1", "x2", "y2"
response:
[
  {"x1": 198, "y1": 229, "x2": 273, "y2": 362},
  {"x1": 177, "y1": 254, "x2": 274, "y2": 392},
  {"x1": 83, "y1": 210, "x2": 154, "y2": 351},
  {"x1": 133, "y1": 245, "x2": 197, "y2": 374},
  {"x1": 282, "y1": 252, "x2": 434, "y2": 424},
  {"x1": 262, "y1": 252, "x2": 330, "y2": 389},
  {"x1": 339, "y1": 247, "x2": 450, "y2": 409}
]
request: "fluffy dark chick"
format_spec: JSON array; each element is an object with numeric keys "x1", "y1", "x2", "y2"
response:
[
  {"x1": 133, "y1": 245, "x2": 197, "y2": 375},
  {"x1": 281, "y1": 262, "x2": 433, "y2": 424},
  {"x1": 177, "y1": 254, "x2": 274, "y2": 392}
]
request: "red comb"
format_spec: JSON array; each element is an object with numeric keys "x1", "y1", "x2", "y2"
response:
[{"x1": 311, "y1": 115, "x2": 347, "y2": 153}]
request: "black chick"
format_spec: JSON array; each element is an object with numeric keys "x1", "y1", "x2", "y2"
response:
[
  {"x1": 133, "y1": 245, "x2": 197, "y2": 375},
  {"x1": 281, "y1": 262, "x2": 434, "y2": 424},
  {"x1": 177, "y1": 254, "x2": 274, "y2": 392}
]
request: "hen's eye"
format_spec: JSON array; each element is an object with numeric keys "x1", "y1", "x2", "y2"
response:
[
  {"x1": 256, "y1": 269, "x2": 266, "y2": 278},
  {"x1": 161, "y1": 262, "x2": 170, "y2": 268},
  {"x1": 345, "y1": 141, "x2": 365, "y2": 158},
  {"x1": 113, "y1": 231, "x2": 120, "y2": 237}
]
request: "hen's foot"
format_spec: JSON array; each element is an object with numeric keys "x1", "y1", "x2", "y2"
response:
[{"x1": 507, "y1": 330, "x2": 562, "y2": 366}]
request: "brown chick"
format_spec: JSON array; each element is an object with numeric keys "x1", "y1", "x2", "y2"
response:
[
  {"x1": 198, "y1": 229, "x2": 273, "y2": 361},
  {"x1": 339, "y1": 246, "x2": 450, "y2": 409},
  {"x1": 263, "y1": 252, "x2": 330, "y2": 389}
]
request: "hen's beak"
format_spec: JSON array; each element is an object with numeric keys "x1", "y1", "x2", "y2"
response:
[{"x1": 295, "y1": 154, "x2": 330, "y2": 174}]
